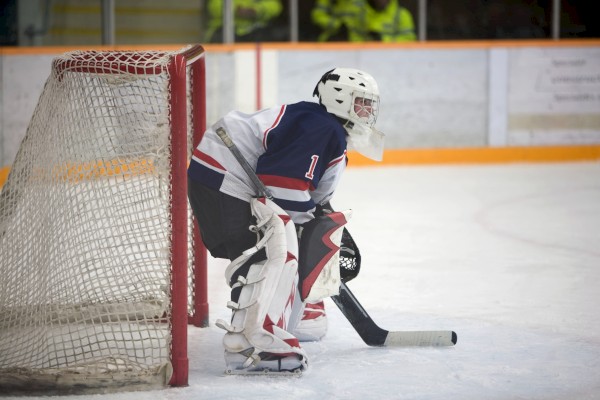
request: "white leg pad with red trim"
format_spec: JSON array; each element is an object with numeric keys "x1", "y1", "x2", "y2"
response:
[{"x1": 216, "y1": 198, "x2": 307, "y2": 373}]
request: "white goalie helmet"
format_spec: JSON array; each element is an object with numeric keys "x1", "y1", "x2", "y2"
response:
[{"x1": 313, "y1": 67, "x2": 385, "y2": 161}]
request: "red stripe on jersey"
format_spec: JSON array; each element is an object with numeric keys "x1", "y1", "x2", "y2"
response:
[
  {"x1": 327, "y1": 150, "x2": 347, "y2": 168},
  {"x1": 262, "y1": 105, "x2": 286, "y2": 150},
  {"x1": 258, "y1": 174, "x2": 311, "y2": 190},
  {"x1": 193, "y1": 148, "x2": 226, "y2": 171}
]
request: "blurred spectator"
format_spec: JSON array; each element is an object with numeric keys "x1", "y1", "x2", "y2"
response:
[
  {"x1": 484, "y1": 0, "x2": 548, "y2": 38},
  {"x1": 267, "y1": 0, "x2": 322, "y2": 42},
  {"x1": 205, "y1": 0, "x2": 283, "y2": 43},
  {"x1": 427, "y1": 0, "x2": 487, "y2": 39},
  {"x1": 312, "y1": 0, "x2": 416, "y2": 42},
  {"x1": 559, "y1": 1, "x2": 587, "y2": 37},
  {"x1": 0, "y1": 0, "x2": 18, "y2": 45}
]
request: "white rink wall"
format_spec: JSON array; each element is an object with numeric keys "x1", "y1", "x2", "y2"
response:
[{"x1": 1, "y1": 41, "x2": 600, "y2": 167}]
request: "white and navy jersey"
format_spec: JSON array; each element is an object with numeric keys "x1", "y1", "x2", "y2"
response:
[{"x1": 188, "y1": 101, "x2": 348, "y2": 224}]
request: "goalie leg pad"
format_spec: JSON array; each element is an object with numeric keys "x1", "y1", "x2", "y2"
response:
[{"x1": 216, "y1": 197, "x2": 307, "y2": 372}]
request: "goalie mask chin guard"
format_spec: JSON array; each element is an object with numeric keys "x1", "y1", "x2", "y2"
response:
[{"x1": 345, "y1": 122, "x2": 385, "y2": 162}]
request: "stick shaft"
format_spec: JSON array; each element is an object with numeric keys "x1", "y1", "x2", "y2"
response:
[{"x1": 215, "y1": 127, "x2": 273, "y2": 199}]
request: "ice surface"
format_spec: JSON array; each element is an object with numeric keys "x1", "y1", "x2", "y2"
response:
[{"x1": 6, "y1": 161, "x2": 600, "y2": 400}]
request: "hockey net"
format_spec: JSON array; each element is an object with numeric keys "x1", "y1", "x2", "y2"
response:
[{"x1": 0, "y1": 45, "x2": 207, "y2": 394}]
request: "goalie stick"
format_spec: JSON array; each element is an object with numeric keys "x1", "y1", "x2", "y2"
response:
[
  {"x1": 214, "y1": 127, "x2": 457, "y2": 348},
  {"x1": 332, "y1": 281, "x2": 456, "y2": 347}
]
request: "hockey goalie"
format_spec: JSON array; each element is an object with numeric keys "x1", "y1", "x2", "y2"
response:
[{"x1": 187, "y1": 67, "x2": 384, "y2": 374}]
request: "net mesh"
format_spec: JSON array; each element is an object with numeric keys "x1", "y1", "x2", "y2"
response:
[{"x1": 0, "y1": 47, "x2": 201, "y2": 393}]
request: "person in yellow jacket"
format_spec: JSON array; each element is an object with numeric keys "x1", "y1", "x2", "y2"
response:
[
  {"x1": 205, "y1": 0, "x2": 283, "y2": 42},
  {"x1": 312, "y1": 0, "x2": 416, "y2": 42}
]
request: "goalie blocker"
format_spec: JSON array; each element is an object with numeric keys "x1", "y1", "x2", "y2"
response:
[
  {"x1": 290, "y1": 207, "x2": 352, "y2": 342},
  {"x1": 297, "y1": 208, "x2": 352, "y2": 302}
]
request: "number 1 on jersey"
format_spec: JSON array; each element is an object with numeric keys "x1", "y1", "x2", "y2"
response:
[{"x1": 305, "y1": 155, "x2": 319, "y2": 180}]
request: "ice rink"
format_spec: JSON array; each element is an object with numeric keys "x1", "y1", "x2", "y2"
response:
[{"x1": 7, "y1": 161, "x2": 600, "y2": 400}]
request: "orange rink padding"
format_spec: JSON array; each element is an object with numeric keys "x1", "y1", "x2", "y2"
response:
[
  {"x1": 347, "y1": 145, "x2": 600, "y2": 166},
  {"x1": 1, "y1": 145, "x2": 599, "y2": 188},
  {"x1": 2, "y1": 38, "x2": 600, "y2": 55},
  {"x1": 0, "y1": 166, "x2": 8, "y2": 187}
]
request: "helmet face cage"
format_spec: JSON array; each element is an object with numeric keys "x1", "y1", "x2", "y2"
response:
[{"x1": 350, "y1": 91, "x2": 379, "y2": 128}]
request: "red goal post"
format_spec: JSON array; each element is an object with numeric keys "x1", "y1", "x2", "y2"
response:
[{"x1": 0, "y1": 45, "x2": 208, "y2": 394}]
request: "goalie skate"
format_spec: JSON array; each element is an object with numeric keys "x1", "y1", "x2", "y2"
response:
[{"x1": 224, "y1": 349, "x2": 305, "y2": 376}]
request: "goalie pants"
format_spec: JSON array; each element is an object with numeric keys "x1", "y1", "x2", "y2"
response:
[{"x1": 187, "y1": 178, "x2": 256, "y2": 261}]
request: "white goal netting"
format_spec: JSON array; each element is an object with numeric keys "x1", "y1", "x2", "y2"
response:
[{"x1": 0, "y1": 46, "x2": 205, "y2": 394}]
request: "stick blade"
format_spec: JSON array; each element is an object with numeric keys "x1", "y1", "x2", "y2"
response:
[{"x1": 384, "y1": 330, "x2": 457, "y2": 347}]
